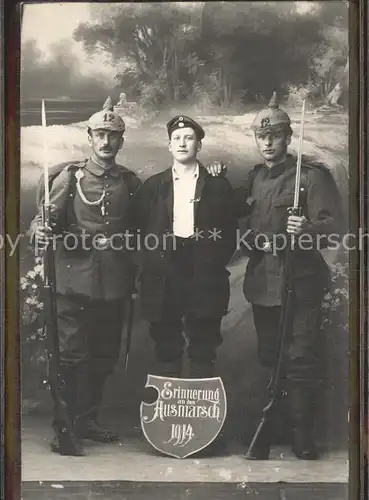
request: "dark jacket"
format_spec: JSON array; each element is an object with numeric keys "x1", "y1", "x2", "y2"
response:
[
  {"x1": 235, "y1": 154, "x2": 341, "y2": 306},
  {"x1": 29, "y1": 158, "x2": 141, "y2": 300},
  {"x1": 129, "y1": 164, "x2": 238, "y2": 321}
]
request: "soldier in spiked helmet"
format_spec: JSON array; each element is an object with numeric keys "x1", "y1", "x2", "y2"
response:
[
  {"x1": 233, "y1": 91, "x2": 342, "y2": 460},
  {"x1": 29, "y1": 97, "x2": 141, "y2": 456}
]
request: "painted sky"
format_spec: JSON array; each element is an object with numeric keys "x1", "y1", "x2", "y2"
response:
[
  {"x1": 21, "y1": 1, "x2": 317, "y2": 86},
  {"x1": 21, "y1": 3, "x2": 115, "y2": 78}
]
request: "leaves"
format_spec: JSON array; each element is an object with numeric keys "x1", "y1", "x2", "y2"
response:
[
  {"x1": 20, "y1": 259, "x2": 45, "y2": 348},
  {"x1": 320, "y1": 257, "x2": 349, "y2": 331}
]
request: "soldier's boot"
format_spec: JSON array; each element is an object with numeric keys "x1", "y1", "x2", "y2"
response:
[
  {"x1": 50, "y1": 426, "x2": 85, "y2": 457},
  {"x1": 288, "y1": 383, "x2": 318, "y2": 460},
  {"x1": 74, "y1": 372, "x2": 120, "y2": 443},
  {"x1": 76, "y1": 416, "x2": 120, "y2": 443},
  {"x1": 189, "y1": 359, "x2": 228, "y2": 456},
  {"x1": 50, "y1": 368, "x2": 85, "y2": 456}
]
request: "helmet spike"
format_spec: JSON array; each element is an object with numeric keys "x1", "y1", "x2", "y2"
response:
[{"x1": 268, "y1": 90, "x2": 279, "y2": 109}]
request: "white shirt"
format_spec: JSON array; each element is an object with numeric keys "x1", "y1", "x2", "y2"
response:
[{"x1": 172, "y1": 163, "x2": 199, "y2": 238}]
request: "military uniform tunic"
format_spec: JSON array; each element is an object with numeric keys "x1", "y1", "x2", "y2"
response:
[
  {"x1": 29, "y1": 157, "x2": 140, "y2": 425},
  {"x1": 40, "y1": 158, "x2": 138, "y2": 300},
  {"x1": 236, "y1": 154, "x2": 341, "y2": 379},
  {"x1": 238, "y1": 155, "x2": 339, "y2": 307}
]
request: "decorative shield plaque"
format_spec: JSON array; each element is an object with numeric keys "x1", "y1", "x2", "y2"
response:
[{"x1": 140, "y1": 375, "x2": 227, "y2": 459}]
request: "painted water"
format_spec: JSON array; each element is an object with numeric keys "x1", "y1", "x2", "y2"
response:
[{"x1": 20, "y1": 98, "x2": 103, "y2": 127}]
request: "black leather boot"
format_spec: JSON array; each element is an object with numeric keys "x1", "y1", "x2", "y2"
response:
[
  {"x1": 75, "y1": 418, "x2": 120, "y2": 443},
  {"x1": 50, "y1": 428, "x2": 85, "y2": 456},
  {"x1": 288, "y1": 383, "x2": 319, "y2": 460},
  {"x1": 74, "y1": 372, "x2": 120, "y2": 443}
]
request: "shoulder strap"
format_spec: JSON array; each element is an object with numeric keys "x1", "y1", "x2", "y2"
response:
[
  {"x1": 36, "y1": 159, "x2": 87, "y2": 207},
  {"x1": 115, "y1": 164, "x2": 141, "y2": 196}
]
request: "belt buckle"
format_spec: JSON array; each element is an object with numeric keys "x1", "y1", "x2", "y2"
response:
[{"x1": 96, "y1": 236, "x2": 109, "y2": 250}]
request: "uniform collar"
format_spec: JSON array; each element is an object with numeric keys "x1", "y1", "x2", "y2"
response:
[
  {"x1": 85, "y1": 157, "x2": 121, "y2": 177},
  {"x1": 263, "y1": 155, "x2": 293, "y2": 179},
  {"x1": 172, "y1": 162, "x2": 199, "y2": 180}
]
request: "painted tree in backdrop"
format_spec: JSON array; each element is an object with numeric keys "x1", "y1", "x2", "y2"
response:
[
  {"x1": 73, "y1": 1, "x2": 348, "y2": 108},
  {"x1": 74, "y1": 3, "x2": 205, "y2": 108}
]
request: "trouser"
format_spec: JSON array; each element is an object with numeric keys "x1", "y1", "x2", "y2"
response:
[
  {"x1": 252, "y1": 298, "x2": 322, "y2": 381},
  {"x1": 52, "y1": 293, "x2": 125, "y2": 429},
  {"x1": 150, "y1": 317, "x2": 223, "y2": 378},
  {"x1": 252, "y1": 296, "x2": 323, "y2": 441},
  {"x1": 149, "y1": 237, "x2": 223, "y2": 378}
]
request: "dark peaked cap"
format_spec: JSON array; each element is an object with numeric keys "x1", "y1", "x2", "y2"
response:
[{"x1": 167, "y1": 115, "x2": 205, "y2": 140}]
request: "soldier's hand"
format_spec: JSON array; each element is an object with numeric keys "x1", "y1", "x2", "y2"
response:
[
  {"x1": 35, "y1": 225, "x2": 53, "y2": 249},
  {"x1": 286, "y1": 215, "x2": 307, "y2": 235},
  {"x1": 205, "y1": 161, "x2": 227, "y2": 177}
]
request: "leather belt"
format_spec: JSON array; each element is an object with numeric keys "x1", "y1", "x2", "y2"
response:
[{"x1": 60, "y1": 231, "x2": 128, "y2": 250}]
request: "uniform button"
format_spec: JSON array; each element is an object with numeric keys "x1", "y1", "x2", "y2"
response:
[
  {"x1": 66, "y1": 264, "x2": 71, "y2": 269},
  {"x1": 69, "y1": 193, "x2": 73, "y2": 198},
  {"x1": 105, "y1": 221, "x2": 110, "y2": 225},
  {"x1": 105, "y1": 184, "x2": 109, "y2": 187},
  {"x1": 160, "y1": 252, "x2": 164, "y2": 258}
]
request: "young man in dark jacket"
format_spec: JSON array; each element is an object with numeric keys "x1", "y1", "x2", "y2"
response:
[
  {"x1": 130, "y1": 115, "x2": 238, "y2": 380},
  {"x1": 235, "y1": 93, "x2": 342, "y2": 460},
  {"x1": 30, "y1": 99, "x2": 141, "y2": 456}
]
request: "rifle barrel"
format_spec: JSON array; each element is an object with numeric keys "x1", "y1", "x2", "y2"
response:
[{"x1": 293, "y1": 99, "x2": 306, "y2": 210}]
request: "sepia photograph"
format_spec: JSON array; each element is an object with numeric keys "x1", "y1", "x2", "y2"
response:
[{"x1": 19, "y1": 2, "x2": 350, "y2": 498}]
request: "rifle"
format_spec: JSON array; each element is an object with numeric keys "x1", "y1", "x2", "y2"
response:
[
  {"x1": 40, "y1": 100, "x2": 77, "y2": 454},
  {"x1": 245, "y1": 100, "x2": 307, "y2": 460}
]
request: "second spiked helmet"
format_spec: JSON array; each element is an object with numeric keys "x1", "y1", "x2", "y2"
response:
[{"x1": 251, "y1": 91, "x2": 291, "y2": 133}]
